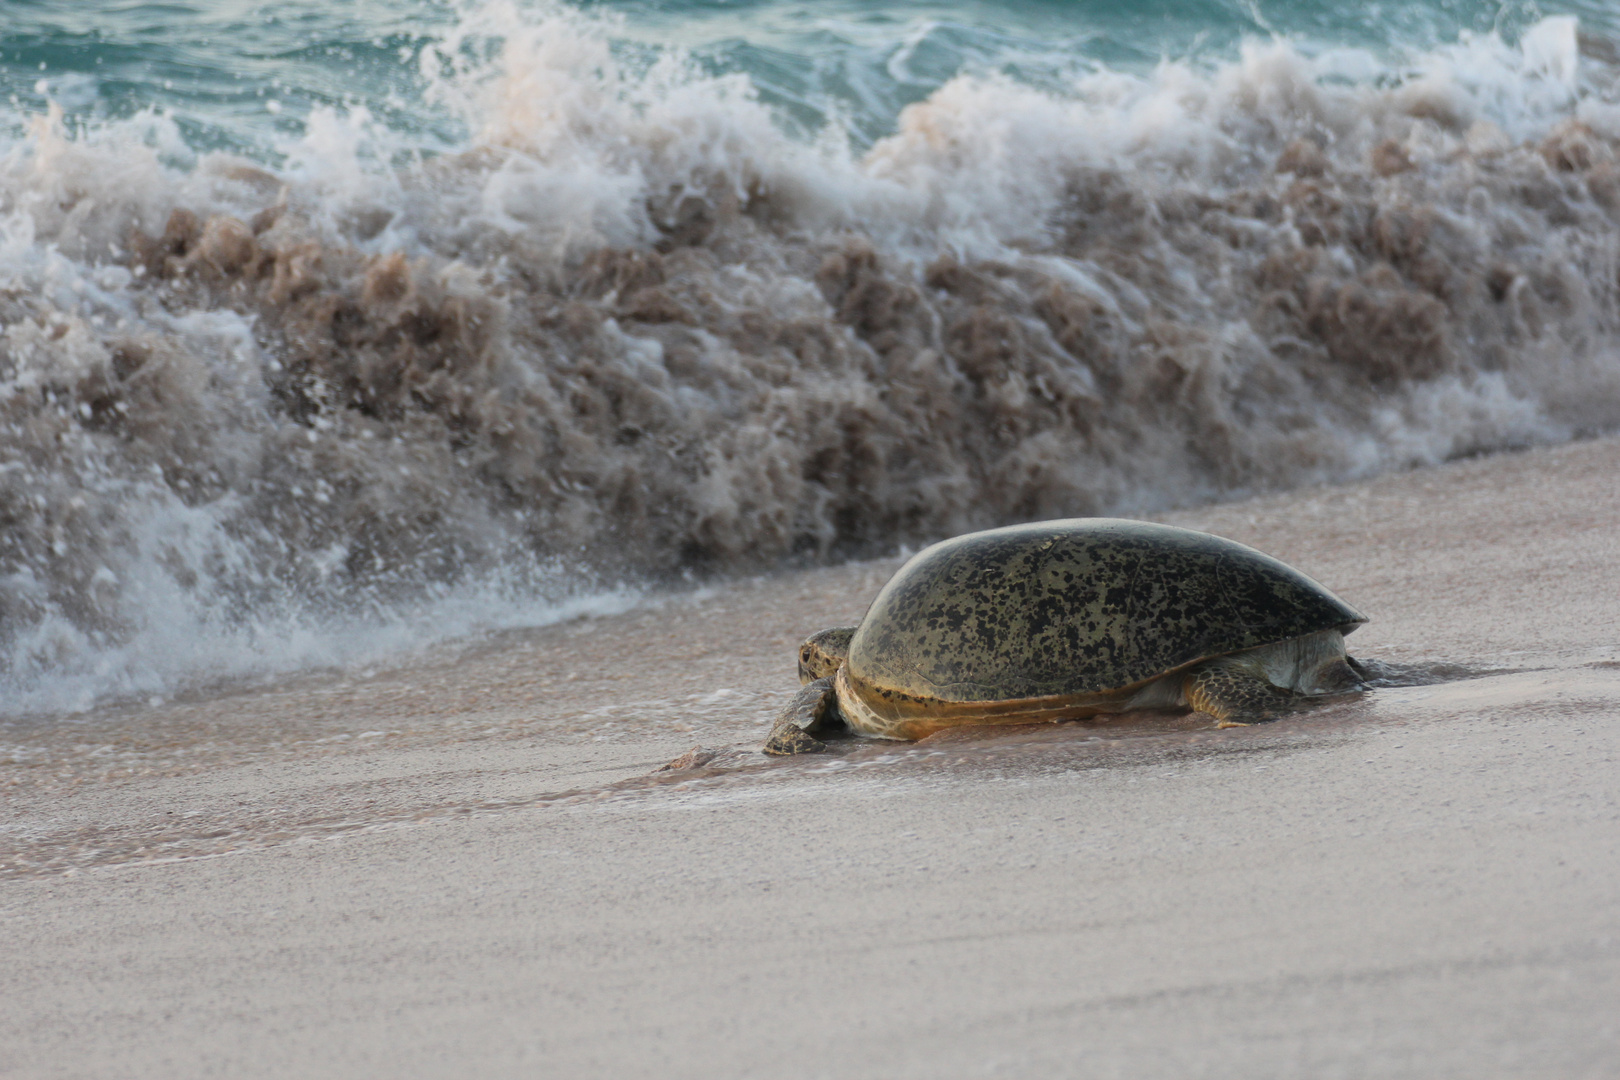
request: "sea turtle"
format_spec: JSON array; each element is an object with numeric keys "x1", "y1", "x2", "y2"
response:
[{"x1": 764, "y1": 518, "x2": 1367, "y2": 755}]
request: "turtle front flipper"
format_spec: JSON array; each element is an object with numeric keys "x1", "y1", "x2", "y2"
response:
[
  {"x1": 1183, "y1": 663, "x2": 1299, "y2": 728},
  {"x1": 764, "y1": 676, "x2": 843, "y2": 755}
]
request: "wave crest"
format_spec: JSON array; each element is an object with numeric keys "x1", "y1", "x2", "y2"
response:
[{"x1": 2, "y1": 6, "x2": 1619, "y2": 710}]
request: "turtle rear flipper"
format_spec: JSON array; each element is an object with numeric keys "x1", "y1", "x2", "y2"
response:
[
  {"x1": 764, "y1": 676, "x2": 843, "y2": 755},
  {"x1": 1299, "y1": 652, "x2": 1367, "y2": 694},
  {"x1": 1183, "y1": 663, "x2": 1299, "y2": 728}
]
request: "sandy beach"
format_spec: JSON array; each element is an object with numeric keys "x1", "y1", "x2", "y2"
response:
[
  {"x1": 3, "y1": 435, "x2": 1619, "y2": 1078},
  {"x1": 7, "y1": 2, "x2": 1620, "y2": 1076}
]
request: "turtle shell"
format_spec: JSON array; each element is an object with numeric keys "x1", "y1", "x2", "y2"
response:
[{"x1": 846, "y1": 518, "x2": 1365, "y2": 706}]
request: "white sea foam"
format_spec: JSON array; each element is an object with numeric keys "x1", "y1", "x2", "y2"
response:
[{"x1": 1, "y1": 3, "x2": 1619, "y2": 715}]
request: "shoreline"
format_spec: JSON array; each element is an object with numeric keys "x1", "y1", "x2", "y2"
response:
[{"x1": 4, "y1": 436, "x2": 1620, "y2": 1077}]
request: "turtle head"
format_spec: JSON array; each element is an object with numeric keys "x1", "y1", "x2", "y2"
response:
[{"x1": 798, "y1": 626, "x2": 856, "y2": 684}]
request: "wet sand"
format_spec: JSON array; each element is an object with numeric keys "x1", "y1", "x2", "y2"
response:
[{"x1": 3, "y1": 437, "x2": 1620, "y2": 1078}]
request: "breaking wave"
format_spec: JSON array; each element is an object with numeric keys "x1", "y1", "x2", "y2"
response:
[{"x1": 4, "y1": 2, "x2": 1620, "y2": 711}]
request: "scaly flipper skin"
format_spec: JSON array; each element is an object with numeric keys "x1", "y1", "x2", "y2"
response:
[
  {"x1": 1183, "y1": 663, "x2": 1299, "y2": 728},
  {"x1": 764, "y1": 676, "x2": 841, "y2": 755}
]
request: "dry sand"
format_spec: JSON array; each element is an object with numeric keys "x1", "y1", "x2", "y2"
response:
[{"x1": 3, "y1": 437, "x2": 1619, "y2": 1078}]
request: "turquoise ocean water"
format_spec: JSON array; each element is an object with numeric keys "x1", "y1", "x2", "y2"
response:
[
  {"x1": 5, "y1": 1, "x2": 1618, "y2": 153},
  {"x1": 2, "y1": 0, "x2": 1619, "y2": 711}
]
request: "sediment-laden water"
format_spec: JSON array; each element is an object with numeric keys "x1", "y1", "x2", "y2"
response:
[{"x1": 4, "y1": 0, "x2": 1620, "y2": 711}]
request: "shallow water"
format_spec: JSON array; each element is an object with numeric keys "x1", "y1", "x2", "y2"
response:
[
  {"x1": 4, "y1": 658, "x2": 1612, "y2": 879},
  {"x1": 4, "y1": 434, "x2": 1617, "y2": 882}
]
